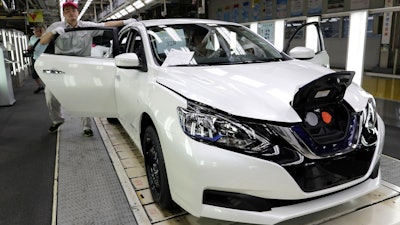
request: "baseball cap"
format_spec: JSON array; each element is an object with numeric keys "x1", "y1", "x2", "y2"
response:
[{"x1": 62, "y1": 1, "x2": 78, "y2": 9}]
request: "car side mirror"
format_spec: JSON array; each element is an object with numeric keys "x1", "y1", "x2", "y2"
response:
[
  {"x1": 289, "y1": 46, "x2": 315, "y2": 60},
  {"x1": 115, "y1": 53, "x2": 141, "y2": 69}
]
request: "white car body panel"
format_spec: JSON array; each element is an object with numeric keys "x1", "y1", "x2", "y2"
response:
[
  {"x1": 36, "y1": 53, "x2": 370, "y2": 122},
  {"x1": 285, "y1": 22, "x2": 330, "y2": 68},
  {"x1": 153, "y1": 111, "x2": 384, "y2": 225},
  {"x1": 36, "y1": 55, "x2": 118, "y2": 117},
  {"x1": 307, "y1": 49, "x2": 330, "y2": 68},
  {"x1": 156, "y1": 60, "x2": 332, "y2": 122},
  {"x1": 201, "y1": 176, "x2": 380, "y2": 224},
  {"x1": 35, "y1": 19, "x2": 384, "y2": 225}
]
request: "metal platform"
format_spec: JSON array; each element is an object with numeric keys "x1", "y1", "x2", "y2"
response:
[
  {"x1": 54, "y1": 114, "x2": 400, "y2": 225},
  {"x1": 55, "y1": 114, "x2": 137, "y2": 225}
]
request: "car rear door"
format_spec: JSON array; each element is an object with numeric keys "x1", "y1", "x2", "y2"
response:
[
  {"x1": 35, "y1": 27, "x2": 120, "y2": 117},
  {"x1": 284, "y1": 21, "x2": 330, "y2": 68}
]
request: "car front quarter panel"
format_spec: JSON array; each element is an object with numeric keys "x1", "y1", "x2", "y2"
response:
[
  {"x1": 158, "y1": 126, "x2": 382, "y2": 223},
  {"x1": 344, "y1": 84, "x2": 374, "y2": 112},
  {"x1": 147, "y1": 94, "x2": 384, "y2": 224}
]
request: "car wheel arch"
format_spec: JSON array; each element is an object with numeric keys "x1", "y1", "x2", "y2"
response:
[
  {"x1": 140, "y1": 113, "x2": 154, "y2": 144},
  {"x1": 140, "y1": 113, "x2": 175, "y2": 209}
]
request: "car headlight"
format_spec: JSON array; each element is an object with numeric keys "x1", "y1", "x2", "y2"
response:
[
  {"x1": 177, "y1": 101, "x2": 279, "y2": 156},
  {"x1": 361, "y1": 98, "x2": 378, "y2": 146},
  {"x1": 364, "y1": 98, "x2": 377, "y2": 129}
]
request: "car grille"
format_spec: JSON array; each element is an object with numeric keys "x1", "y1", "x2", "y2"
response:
[
  {"x1": 282, "y1": 147, "x2": 375, "y2": 192},
  {"x1": 203, "y1": 160, "x2": 379, "y2": 211},
  {"x1": 245, "y1": 108, "x2": 378, "y2": 192}
]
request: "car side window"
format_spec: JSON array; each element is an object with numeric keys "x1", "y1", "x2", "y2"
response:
[
  {"x1": 118, "y1": 29, "x2": 130, "y2": 54},
  {"x1": 49, "y1": 27, "x2": 118, "y2": 59},
  {"x1": 130, "y1": 35, "x2": 143, "y2": 55},
  {"x1": 91, "y1": 32, "x2": 113, "y2": 58},
  {"x1": 130, "y1": 32, "x2": 147, "y2": 70},
  {"x1": 118, "y1": 28, "x2": 147, "y2": 71}
]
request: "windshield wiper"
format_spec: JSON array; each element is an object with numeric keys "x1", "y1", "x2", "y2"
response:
[
  {"x1": 170, "y1": 64, "x2": 209, "y2": 67},
  {"x1": 253, "y1": 58, "x2": 282, "y2": 62},
  {"x1": 169, "y1": 58, "x2": 282, "y2": 66},
  {"x1": 215, "y1": 58, "x2": 282, "y2": 65}
]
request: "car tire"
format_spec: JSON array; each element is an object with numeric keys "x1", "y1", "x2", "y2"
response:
[{"x1": 143, "y1": 126, "x2": 174, "y2": 209}]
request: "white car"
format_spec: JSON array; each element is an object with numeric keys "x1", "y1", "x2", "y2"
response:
[{"x1": 36, "y1": 19, "x2": 384, "y2": 225}]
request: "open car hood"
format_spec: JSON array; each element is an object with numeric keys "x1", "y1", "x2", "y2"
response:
[
  {"x1": 292, "y1": 71, "x2": 355, "y2": 110},
  {"x1": 156, "y1": 60, "x2": 365, "y2": 123}
]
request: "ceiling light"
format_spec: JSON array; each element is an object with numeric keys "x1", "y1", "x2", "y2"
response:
[
  {"x1": 144, "y1": 0, "x2": 154, "y2": 3},
  {"x1": 125, "y1": 5, "x2": 136, "y2": 13},
  {"x1": 120, "y1": 9, "x2": 128, "y2": 16},
  {"x1": 115, "y1": 12, "x2": 122, "y2": 18},
  {"x1": 133, "y1": 0, "x2": 145, "y2": 9},
  {"x1": 78, "y1": 0, "x2": 94, "y2": 20}
]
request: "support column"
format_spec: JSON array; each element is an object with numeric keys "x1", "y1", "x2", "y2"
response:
[
  {"x1": 274, "y1": 19, "x2": 285, "y2": 52},
  {"x1": 306, "y1": 16, "x2": 320, "y2": 52},
  {"x1": 346, "y1": 10, "x2": 368, "y2": 85}
]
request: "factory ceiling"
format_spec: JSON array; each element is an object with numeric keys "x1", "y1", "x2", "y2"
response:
[
  {"x1": 0, "y1": 0, "x2": 112, "y2": 31},
  {"x1": 0, "y1": 0, "x2": 203, "y2": 33}
]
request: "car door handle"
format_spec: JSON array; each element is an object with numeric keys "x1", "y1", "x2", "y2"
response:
[{"x1": 43, "y1": 69, "x2": 65, "y2": 74}]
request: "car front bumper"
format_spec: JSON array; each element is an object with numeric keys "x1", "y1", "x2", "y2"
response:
[{"x1": 160, "y1": 115, "x2": 384, "y2": 224}]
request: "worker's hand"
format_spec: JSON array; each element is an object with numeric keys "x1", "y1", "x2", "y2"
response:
[
  {"x1": 51, "y1": 27, "x2": 65, "y2": 35},
  {"x1": 123, "y1": 18, "x2": 136, "y2": 25}
]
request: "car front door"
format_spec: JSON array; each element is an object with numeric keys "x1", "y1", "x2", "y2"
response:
[
  {"x1": 35, "y1": 27, "x2": 120, "y2": 117},
  {"x1": 114, "y1": 26, "x2": 148, "y2": 141},
  {"x1": 284, "y1": 21, "x2": 330, "y2": 68}
]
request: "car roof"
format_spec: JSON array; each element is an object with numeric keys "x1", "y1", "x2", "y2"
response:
[{"x1": 139, "y1": 18, "x2": 239, "y2": 27}]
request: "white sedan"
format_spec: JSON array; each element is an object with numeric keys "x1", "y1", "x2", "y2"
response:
[{"x1": 36, "y1": 19, "x2": 384, "y2": 225}]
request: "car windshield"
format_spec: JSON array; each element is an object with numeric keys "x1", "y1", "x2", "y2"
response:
[{"x1": 147, "y1": 23, "x2": 283, "y2": 66}]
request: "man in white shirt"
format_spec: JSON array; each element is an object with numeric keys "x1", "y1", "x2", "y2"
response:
[{"x1": 40, "y1": 0, "x2": 135, "y2": 137}]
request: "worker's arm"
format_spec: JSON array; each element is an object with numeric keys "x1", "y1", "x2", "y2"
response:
[
  {"x1": 104, "y1": 18, "x2": 136, "y2": 27},
  {"x1": 40, "y1": 19, "x2": 135, "y2": 45},
  {"x1": 40, "y1": 27, "x2": 65, "y2": 45},
  {"x1": 40, "y1": 32, "x2": 54, "y2": 45}
]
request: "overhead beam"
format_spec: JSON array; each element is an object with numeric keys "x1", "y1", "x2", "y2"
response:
[
  {"x1": 0, "y1": 15, "x2": 25, "y2": 19},
  {"x1": 1, "y1": 0, "x2": 10, "y2": 11}
]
